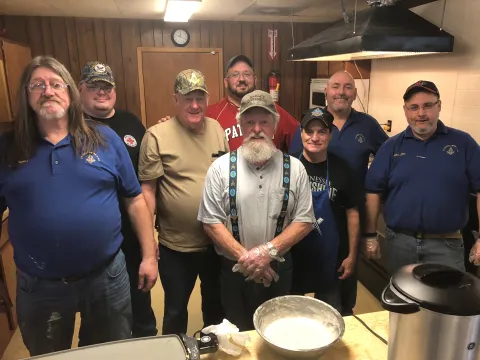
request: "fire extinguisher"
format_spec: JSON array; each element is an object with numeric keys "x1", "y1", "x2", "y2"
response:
[{"x1": 268, "y1": 71, "x2": 280, "y2": 103}]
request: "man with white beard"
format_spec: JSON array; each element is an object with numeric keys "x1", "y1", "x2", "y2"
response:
[{"x1": 198, "y1": 90, "x2": 314, "y2": 331}]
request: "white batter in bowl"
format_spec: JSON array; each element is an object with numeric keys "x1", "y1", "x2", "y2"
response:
[{"x1": 253, "y1": 295, "x2": 345, "y2": 359}]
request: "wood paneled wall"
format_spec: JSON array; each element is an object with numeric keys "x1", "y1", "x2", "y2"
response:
[{"x1": 0, "y1": 15, "x2": 326, "y2": 123}]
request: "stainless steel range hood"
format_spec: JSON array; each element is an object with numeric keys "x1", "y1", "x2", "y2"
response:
[{"x1": 287, "y1": 4, "x2": 454, "y2": 61}]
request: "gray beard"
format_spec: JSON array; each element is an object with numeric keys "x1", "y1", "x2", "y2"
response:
[
  {"x1": 39, "y1": 106, "x2": 66, "y2": 121},
  {"x1": 241, "y1": 139, "x2": 277, "y2": 164}
]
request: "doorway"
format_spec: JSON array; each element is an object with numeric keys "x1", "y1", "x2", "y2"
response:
[{"x1": 137, "y1": 48, "x2": 223, "y2": 129}]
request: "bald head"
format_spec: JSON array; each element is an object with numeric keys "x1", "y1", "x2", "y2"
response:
[{"x1": 325, "y1": 71, "x2": 357, "y2": 115}]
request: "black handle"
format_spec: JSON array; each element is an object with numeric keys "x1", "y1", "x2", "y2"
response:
[
  {"x1": 180, "y1": 334, "x2": 200, "y2": 360},
  {"x1": 381, "y1": 285, "x2": 420, "y2": 314}
]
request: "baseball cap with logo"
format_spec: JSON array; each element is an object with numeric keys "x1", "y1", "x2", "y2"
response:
[
  {"x1": 301, "y1": 107, "x2": 334, "y2": 132},
  {"x1": 80, "y1": 61, "x2": 115, "y2": 86},
  {"x1": 403, "y1": 80, "x2": 440, "y2": 101},
  {"x1": 174, "y1": 69, "x2": 208, "y2": 95},
  {"x1": 238, "y1": 90, "x2": 278, "y2": 116}
]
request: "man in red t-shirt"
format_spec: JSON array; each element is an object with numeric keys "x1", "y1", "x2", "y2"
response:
[{"x1": 207, "y1": 55, "x2": 299, "y2": 151}]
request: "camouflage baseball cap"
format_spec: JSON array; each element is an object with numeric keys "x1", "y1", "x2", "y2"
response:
[
  {"x1": 174, "y1": 69, "x2": 208, "y2": 95},
  {"x1": 239, "y1": 90, "x2": 278, "y2": 116},
  {"x1": 80, "y1": 61, "x2": 115, "y2": 86}
]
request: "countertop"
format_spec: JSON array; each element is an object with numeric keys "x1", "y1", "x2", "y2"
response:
[
  {"x1": 2, "y1": 209, "x2": 8, "y2": 222},
  {"x1": 203, "y1": 310, "x2": 389, "y2": 360}
]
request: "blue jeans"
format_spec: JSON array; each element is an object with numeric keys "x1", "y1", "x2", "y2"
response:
[
  {"x1": 384, "y1": 227, "x2": 466, "y2": 275},
  {"x1": 16, "y1": 250, "x2": 132, "y2": 356}
]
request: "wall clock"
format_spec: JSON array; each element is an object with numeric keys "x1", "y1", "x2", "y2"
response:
[{"x1": 171, "y1": 29, "x2": 190, "y2": 47}]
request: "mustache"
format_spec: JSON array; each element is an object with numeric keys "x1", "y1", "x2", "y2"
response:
[
  {"x1": 334, "y1": 95, "x2": 348, "y2": 100},
  {"x1": 40, "y1": 98, "x2": 60, "y2": 105},
  {"x1": 237, "y1": 81, "x2": 248, "y2": 87}
]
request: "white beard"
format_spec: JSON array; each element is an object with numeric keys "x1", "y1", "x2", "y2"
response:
[
  {"x1": 241, "y1": 134, "x2": 277, "y2": 164},
  {"x1": 39, "y1": 102, "x2": 66, "y2": 121}
]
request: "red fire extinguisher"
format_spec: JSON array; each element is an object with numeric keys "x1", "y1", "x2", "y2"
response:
[{"x1": 268, "y1": 71, "x2": 280, "y2": 103}]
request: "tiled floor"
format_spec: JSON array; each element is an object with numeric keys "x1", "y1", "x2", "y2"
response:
[{"x1": 1, "y1": 279, "x2": 382, "y2": 360}]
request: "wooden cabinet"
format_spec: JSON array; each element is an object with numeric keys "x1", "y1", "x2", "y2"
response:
[
  {"x1": 0, "y1": 215, "x2": 16, "y2": 357},
  {"x1": 0, "y1": 39, "x2": 32, "y2": 123},
  {"x1": 316, "y1": 60, "x2": 371, "y2": 79}
]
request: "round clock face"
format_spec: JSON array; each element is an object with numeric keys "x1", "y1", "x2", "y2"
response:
[{"x1": 172, "y1": 29, "x2": 189, "y2": 47}]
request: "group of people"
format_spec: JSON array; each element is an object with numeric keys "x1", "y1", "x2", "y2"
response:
[{"x1": 0, "y1": 52, "x2": 479, "y2": 357}]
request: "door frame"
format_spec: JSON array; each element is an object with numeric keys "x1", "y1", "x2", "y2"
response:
[{"x1": 137, "y1": 47, "x2": 224, "y2": 127}]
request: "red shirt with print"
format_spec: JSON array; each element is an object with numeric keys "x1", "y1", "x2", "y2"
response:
[{"x1": 206, "y1": 98, "x2": 299, "y2": 152}]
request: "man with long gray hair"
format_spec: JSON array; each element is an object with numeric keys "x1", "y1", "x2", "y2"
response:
[
  {"x1": 198, "y1": 90, "x2": 314, "y2": 331},
  {"x1": 0, "y1": 56, "x2": 158, "y2": 356}
]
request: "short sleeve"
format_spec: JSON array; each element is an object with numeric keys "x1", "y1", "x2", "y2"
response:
[
  {"x1": 198, "y1": 160, "x2": 227, "y2": 224},
  {"x1": 138, "y1": 128, "x2": 164, "y2": 181},
  {"x1": 369, "y1": 117, "x2": 389, "y2": 155},
  {"x1": 107, "y1": 128, "x2": 141, "y2": 198},
  {"x1": 465, "y1": 134, "x2": 480, "y2": 192},
  {"x1": 365, "y1": 140, "x2": 392, "y2": 194}
]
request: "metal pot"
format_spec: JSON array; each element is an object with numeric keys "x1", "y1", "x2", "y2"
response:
[
  {"x1": 25, "y1": 333, "x2": 218, "y2": 360},
  {"x1": 381, "y1": 263, "x2": 480, "y2": 360}
]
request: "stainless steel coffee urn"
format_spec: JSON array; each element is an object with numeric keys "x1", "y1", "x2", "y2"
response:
[{"x1": 382, "y1": 263, "x2": 480, "y2": 360}]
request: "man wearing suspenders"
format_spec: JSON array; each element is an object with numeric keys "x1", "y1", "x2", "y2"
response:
[{"x1": 198, "y1": 90, "x2": 314, "y2": 331}]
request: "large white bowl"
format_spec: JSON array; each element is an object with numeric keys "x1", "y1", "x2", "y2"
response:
[{"x1": 253, "y1": 295, "x2": 345, "y2": 359}]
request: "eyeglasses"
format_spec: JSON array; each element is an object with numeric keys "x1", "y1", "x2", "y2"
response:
[
  {"x1": 228, "y1": 72, "x2": 254, "y2": 80},
  {"x1": 85, "y1": 84, "x2": 114, "y2": 94},
  {"x1": 405, "y1": 101, "x2": 439, "y2": 112},
  {"x1": 27, "y1": 82, "x2": 69, "y2": 94}
]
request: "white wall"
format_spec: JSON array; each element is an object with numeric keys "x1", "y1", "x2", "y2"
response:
[{"x1": 367, "y1": 0, "x2": 480, "y2": 140}]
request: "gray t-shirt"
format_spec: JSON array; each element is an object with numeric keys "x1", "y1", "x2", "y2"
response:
[{"x1": 198, "y1": 149, "x2": 314, "y2": 258}]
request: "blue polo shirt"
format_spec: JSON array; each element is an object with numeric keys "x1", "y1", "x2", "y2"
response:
[
  {"x1": 0, "y1": 125, "x2": 142, "y2": 278},
  {"x1": 289, "y1": 109, "x2": 388, "y2": 181},
  {"x1": 365, "y1": 121, "x2": 480, "y2": 233}
]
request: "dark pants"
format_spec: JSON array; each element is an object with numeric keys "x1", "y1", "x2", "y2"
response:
[
  {"x1": 221, "y1": 253, "x2": 293, "y2": 331},
  {"x1": 16, "y1": 250, "x2": 132, "y2": 357},
  {"x1": 123, "y1": 244, "x2": 157, "y2": 337},
  {"x1": 313, "y1": 272, "x2": 357, "y2": 316},
  {"x1": 158, "y1": 244, "x2": 224, "y2": 335}
]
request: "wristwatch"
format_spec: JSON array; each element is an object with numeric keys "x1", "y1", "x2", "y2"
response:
[{"x1": 267, "y1": 242, "x2": 285, "y2": 263}]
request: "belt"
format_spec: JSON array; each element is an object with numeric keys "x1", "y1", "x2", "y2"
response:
[
  {"x1": 390, "y1": 228, "x2": 462, "y2": 240},
  {"x1": 43, "y1": 249, "x2": 120, "y2": 284}
]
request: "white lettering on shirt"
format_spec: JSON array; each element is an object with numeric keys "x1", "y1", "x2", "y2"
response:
[
  {"x1": 224, "y1": 125, "x2": 243, "y2": 140},
  {"x1": 309, "y1": 176, "x2": 338, "y2": 200}
]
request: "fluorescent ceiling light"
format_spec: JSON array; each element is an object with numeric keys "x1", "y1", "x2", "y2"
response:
[
  {"x1": 292, "y1": 51, "x2": 444, "y2": 61},
  {"x1": 164, "y1": 0, "x2": 202, "y2": 22}
]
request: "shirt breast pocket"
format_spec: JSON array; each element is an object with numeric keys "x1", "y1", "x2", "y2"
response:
[{"x1": 268, "y1": 189, "x2": 295, "y2": 223}]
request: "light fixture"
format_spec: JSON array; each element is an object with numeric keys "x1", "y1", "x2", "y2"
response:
[{"x1": 164, "y1": 0, "x2": 202, "y2": 22}]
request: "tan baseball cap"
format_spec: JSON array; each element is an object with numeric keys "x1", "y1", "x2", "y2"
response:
[
  {"x1": 238, "y1": 90, "x2": 278, "y2": 116},
  {"x1": 174, "y1": 69, "x2": 208, "y2": 95}
]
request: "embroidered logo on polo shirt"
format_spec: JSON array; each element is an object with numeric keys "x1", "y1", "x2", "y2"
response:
[
  {"x1": 81, "y1": 152, "x2": 100, "y2": 164},
  {"x1": 124, "y1": 135, "x2": 137, "y2": 147},
  {"x1": 355, "y1": 134, "x2": 365, "y2": 144},
  {"x1": 443, "y1": 145, "x2": 458, "y2": 155}
]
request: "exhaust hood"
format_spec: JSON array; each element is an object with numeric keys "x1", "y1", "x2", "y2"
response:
[{"x1": 287, "y1": 4, "x2": 454, "y2": 61}]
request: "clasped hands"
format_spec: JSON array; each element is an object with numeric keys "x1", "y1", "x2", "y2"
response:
[{"x1": 232, "y1": 244, "x2": 280, "y2": 287}]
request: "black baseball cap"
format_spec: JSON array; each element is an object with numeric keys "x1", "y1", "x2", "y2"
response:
[
  {"x1": 403, "y1": 80, "x2": 440, "y2": 101},
  {"x1": 301, "y1": 107, "x2": 334, "y2": 132},
  {"x1": 226, "y1": 55, "x2": 254, "y2": 74}
]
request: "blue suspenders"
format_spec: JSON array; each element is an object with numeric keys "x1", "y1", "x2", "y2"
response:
[{"x1": 228, "y1": 150, "x2": 291, "y2": 242}]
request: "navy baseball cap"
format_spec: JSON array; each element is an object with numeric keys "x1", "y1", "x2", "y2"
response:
[
  {"x1": 301, "y1": 107, "x2": 334, "y2": 132},
  {"x1": 403, "y1": 80, "x2": 440, "y2": 101}
]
